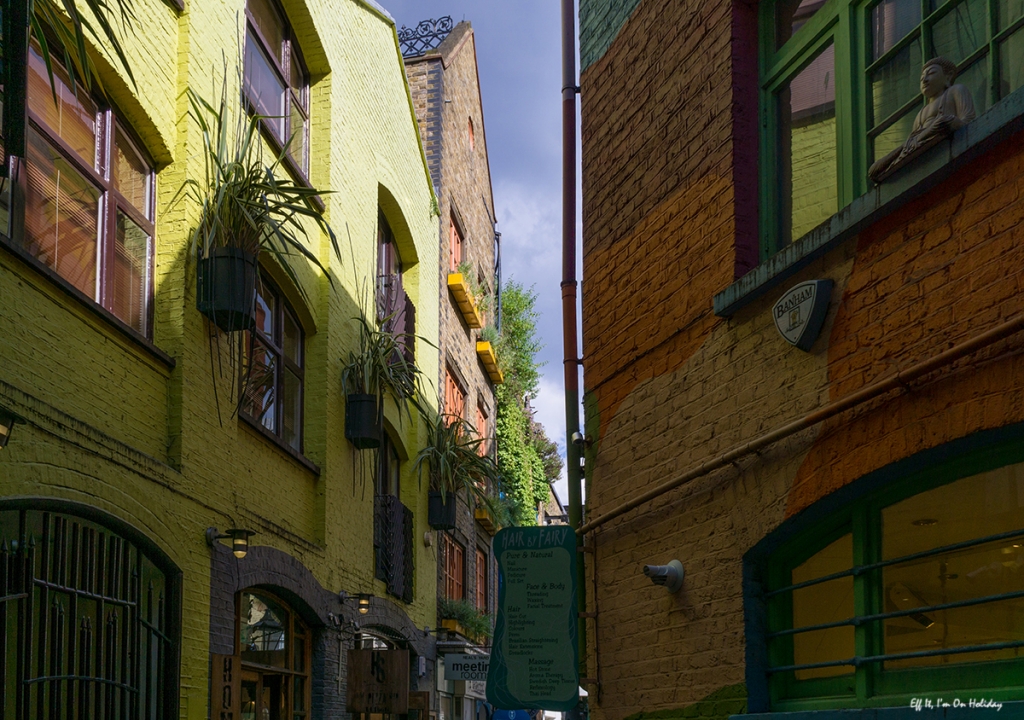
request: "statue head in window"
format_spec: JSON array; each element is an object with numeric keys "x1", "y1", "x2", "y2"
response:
[
  {"x1": 869, "y1": 56, "x2": 976, "y2": 183},
  {"x1": 920, "y1": 57, "x2": 958, "y2": 100}
]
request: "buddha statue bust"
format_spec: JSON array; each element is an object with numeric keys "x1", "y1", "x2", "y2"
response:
[{"x1": 868, "y1": 57, "x2": 976, "y2": 183}]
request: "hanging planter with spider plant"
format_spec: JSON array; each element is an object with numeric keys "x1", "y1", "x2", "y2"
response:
[
  {"x1": 341, "y1": 313, "x2": 423, "y2": 449},
  {"x1": 176, "y1": 74, "x2": 340, "y2": 333},
  {"x1": 414, "y1": 413, "x2": 502, "y2": 530}
]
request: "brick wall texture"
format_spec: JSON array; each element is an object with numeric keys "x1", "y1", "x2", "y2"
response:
[
  {"x1": 0, "y1": 1, "x2": 443, "y2": 718},
  {"x1": 405, "y1": 22, "x2": 501, "y2": 631},
  {"x1": 579, "y1": 0, "x2": 1024, "y2": 719}
]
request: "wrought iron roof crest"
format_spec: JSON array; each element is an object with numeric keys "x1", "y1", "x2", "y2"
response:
[{"x1": 399, "y1": 16, "x2": 454, "y2": 58}]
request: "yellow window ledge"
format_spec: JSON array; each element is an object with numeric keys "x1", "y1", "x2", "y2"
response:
[
  {"x1": 447, "y1": 273, "x2": 483, "y2": 328},
  {"x1": 474, "y1": 506, "x2": 497, "y2": 535},
  {"x1": 476, "y1": 341, "x2": 504, "y2": 384}
]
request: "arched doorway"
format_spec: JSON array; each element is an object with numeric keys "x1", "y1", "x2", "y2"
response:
[
  {"x1": 0, "y1": 505, "x2": 179, "y2": 719},
  {"x1": 238, "y1": 589, "x2": 310, "y2": 720}
]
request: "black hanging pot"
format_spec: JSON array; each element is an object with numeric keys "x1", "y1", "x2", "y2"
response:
[
  {"x1": 345, "y1": 393, "x2": 380, "y2": 449},
  {"x1": 197, "y1": 247, "x2": 258, "y2": 332},
  {"x1": 428, "y1": 490, "x2": 457, "y2": 529}
]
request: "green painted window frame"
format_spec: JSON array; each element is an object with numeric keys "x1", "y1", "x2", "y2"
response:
[
  {"x1": 759, "y1": 0, "x2": 1024, "y2": 257},
  {"x1": 765, "y1": 436, "x2": 1024, "y2": 712}
]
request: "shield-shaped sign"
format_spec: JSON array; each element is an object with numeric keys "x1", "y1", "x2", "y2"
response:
[{"x1": 772, "y1": 279, "x2": 833, "y2": 351}]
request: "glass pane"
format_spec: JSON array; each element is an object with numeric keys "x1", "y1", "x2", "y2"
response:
[
  {"x1": 932, "y1": 0, "x2": 988, "y2": 65},
  {"x1": 241, "y1": 680, "x2": 258, "y2": 720},
  {"x1": 240, "y1": 592, "x2": 288, "y2": 666},
  {"x1": 290, "y1": 46, "x2": 306, "y2": 96},
  {"x1": 112, "y1": 128, "x2": 150, "y2": 217},
  {"x1": 998, "y1": 26, "x2": 1024, "y2": 98},
  {"x1": 293, "y1": 676, "x2": 305, "y2": 711},
  {"x1": 292, "y1": 623, "x2": 306, "y2": 672},
  {"x1": 288, "y1": 97, "x2": 308, "y2": 173},
  {"x1": 27, "y1": 44, "x2": 97, "y2": 166},
  {"x1": 776, "y1": 0, "x2": 829, "y2": 49},
  {"x1": 283, "y1": 309, "x2": 301, "y2": 363},
  {"x1": 777, "y1": 44, "x2": 837, "y2": 246},
  {"x1": 247, "y1": 0, "x2": 285, "y2": 61},
  {"x1": 243, "y1": 338, "x2": 277, "y2": 432},
  {"x1": 871, "y1": 38, "x2": 922, "y2": 125},
  {"x1": 881, "y1": 460, "x2": 1024, "y2": 668},
  {"x1": 244, "y1": 28, "x2": 287, "y2": 139},
  {"x1": 255, "y1": 284, "x2": 276, "y2": 337},
  {"x1": 111, "y1": 211, "x2": 150, "y2": 334},
  {"x1": 24, "y1": 128, "x2": 100, "y2": 298},
  {"x1": 0, "y1": 170, "x2": 12, "y2": 239},
  {"x1": 872, "y1": 0, "x2": 922, "y2": 61},
  {"x1": 790, "y1": 533, "x2": 855, "y2": 679},
  {"x1": 956, "y1": 56, "x2": 989, "y2": 113},
  {"x1": 873, "y1": 107, "x2": 919, "y2": 162},
  {"x1": 282, "y1": 368, "x2": 301, "y2": 451},
  {"x1": 998, "y1": 0, "x2": 1024, "y2": 29}
]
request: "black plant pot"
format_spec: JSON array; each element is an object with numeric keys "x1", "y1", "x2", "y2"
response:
[
  {"x1": 428, "y1": 491, "x2": 457, "y2": 530},
  {"x1": 345, "y1": 393, "x2": 380, "y2": 449},
  {"x1": 197, "y1": 248, "x2": 258, "y2": 332}
]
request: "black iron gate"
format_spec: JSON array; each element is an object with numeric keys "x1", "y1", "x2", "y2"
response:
[{"x1": 1, "y1": 508, "x2": 176, "y2": 720}]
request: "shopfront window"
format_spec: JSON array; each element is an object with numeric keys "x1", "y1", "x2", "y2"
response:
[
  {"x1": 239, "y1": 590, "x2": 310, "y2": 720},
  {"x1": 760, "y1": 443, "x2": 1024, "y2": 710}
]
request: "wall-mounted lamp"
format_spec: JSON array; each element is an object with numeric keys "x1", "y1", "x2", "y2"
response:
[
  {"x1": 0, "y1": 407, "x2": 25, "y2": 450},
  {"x1": 339, "y1": 590, "x2": 374, "y2": 615},
  {"x1": 206, "y1": 527, "x2": 256, "y2": 559},
  {"x1": 643, "y1": 559, "x2": 684, "y2": 593}
]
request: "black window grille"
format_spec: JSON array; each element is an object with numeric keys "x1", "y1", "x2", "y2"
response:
[
  {"x1": 1, "y1": 508, "x2": 177, "y2": 719},
  {"x1": 373, "y1": 495, "x2": 414, "y2": 604}
]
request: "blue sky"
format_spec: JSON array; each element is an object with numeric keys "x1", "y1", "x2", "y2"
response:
[{"x1": 380, "y1": 0, "x2": 583, "y2": 505}]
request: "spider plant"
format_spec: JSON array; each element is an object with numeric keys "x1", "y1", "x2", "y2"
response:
[
  {"x1": 177, "y1": 74, "x2": 340, "y2": 303},
  {"x1": 341, "y1": 312, "x2": 422, "y2": 408},
  {"x1": 31, "y1": 0, "x2": 137, "y2": 100},
  {"x1": 414, "y1": 413, "x2": 501, "y2": 503}
]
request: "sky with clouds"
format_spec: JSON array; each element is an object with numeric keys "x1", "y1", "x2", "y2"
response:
[{"x1": 379, "y1": 0, "x2": 584, "y2": 507}]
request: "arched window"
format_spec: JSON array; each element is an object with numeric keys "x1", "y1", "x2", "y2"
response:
[
  {"x1": 0, "y1": 507, "x2": 178, "y2": 719},
  {"x1": 755, "y1": 441, "x2": 1024, "y2": 711},
  {"x1": 238, "y1": 589, "x2": 310, "y2": 720}
]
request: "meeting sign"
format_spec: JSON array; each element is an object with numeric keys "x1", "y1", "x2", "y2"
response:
[{"x1": 486, "y1": 526, "x2": 579, "y2": 710}]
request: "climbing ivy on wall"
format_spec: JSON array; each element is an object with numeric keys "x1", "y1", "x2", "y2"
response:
[{"x1": 494, "y1": 283, "x2": 564, "y2": 525}]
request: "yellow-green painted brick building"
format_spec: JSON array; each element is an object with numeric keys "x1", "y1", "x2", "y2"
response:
[{"x1": 0, "y1": 0, "x2": 445, "y2": 717}]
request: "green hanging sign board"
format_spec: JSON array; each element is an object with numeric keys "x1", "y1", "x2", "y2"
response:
[{"x1": 486, "y1": 526, "x2": 579, "y2": 710}]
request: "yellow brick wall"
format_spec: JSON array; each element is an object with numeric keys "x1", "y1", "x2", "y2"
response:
[{"x1": 0, "y1": 1, "x2": 440, "y2": 717}]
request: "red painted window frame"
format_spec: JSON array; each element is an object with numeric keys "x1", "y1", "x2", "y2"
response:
[
  {"x1": 475, "y1": 548, "x2": 487, "y2": 612},
  {"x1": 442, "y1": 532, "x2": 465, "y2": 601}
]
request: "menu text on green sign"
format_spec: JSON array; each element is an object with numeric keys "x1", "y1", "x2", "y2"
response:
[{"x1": 486, "y1": 526, "x2": 578, "y2": 710}]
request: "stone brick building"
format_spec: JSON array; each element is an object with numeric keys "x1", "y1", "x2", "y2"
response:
[
  {"x1": 402, "y1": 18, "x2": 503, "y2": 720},
  {"x1": 0, "y1": 0, "x2": 443, "y2": 717},
  {"x1": 577, "y1": 0, "x2": 1024, "y2": 718}
]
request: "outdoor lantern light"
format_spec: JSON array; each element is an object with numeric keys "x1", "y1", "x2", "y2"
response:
[
  {"x1": 206, "y1": 527, "x2": 256, "y2": 558},
  {"x1": 0, "y1": 407, "x2": 25, "y2": 450},
  {"x1": 643, "y1": 559, "x2": 685, "y2": 593},
  {"x1": 339, "y1": 590, "x2": 373, "y2": 615}
]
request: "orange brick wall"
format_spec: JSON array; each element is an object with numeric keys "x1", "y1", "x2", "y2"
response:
[{"x1": 579, "y1": 1, "x2": 1024, "y2": 719}]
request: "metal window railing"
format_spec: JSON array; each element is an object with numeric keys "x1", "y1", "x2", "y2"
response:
[
  {"x1": 766, "y1": 526, "x2": 1024, "y2": 675},
  {"x1": 767, "y1": 527, "x2": 1024, "y2": 599},
  {"x1": 373, "y1": 494, "x2": 414, "y2": 603}
]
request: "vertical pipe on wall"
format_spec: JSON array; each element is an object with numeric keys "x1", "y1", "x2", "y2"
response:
[{"x1": 561, "y1": 0, "x2": 586, "y2": 696}]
